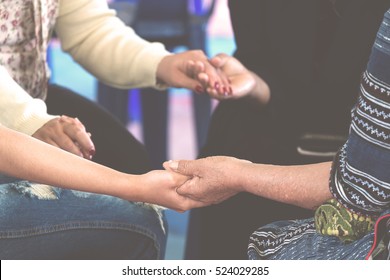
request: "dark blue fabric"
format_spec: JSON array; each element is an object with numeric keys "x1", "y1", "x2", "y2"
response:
[
  {"x1": 0, "y1": 175, "x2": 167, "y2": 259},
  {"x1": 248, "y1": 210, "x2": 390, "y2": 260},
  {"x1": 248, "y1": 8, "x2": 390, "y2": 260}
]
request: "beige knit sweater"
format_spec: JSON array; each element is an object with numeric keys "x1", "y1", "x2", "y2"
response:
[{"x1": 0, "y1": 0, "x2": 169, "y2": 135}]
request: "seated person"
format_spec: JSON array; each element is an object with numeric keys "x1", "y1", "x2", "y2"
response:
[
  {"x1": 0, "y1": 123, "x2": 206, "y2": 259},
  {"x1": 0, "y1": 0, "x2": 223, "y2": 259},
  {"x1": 182, "y1": 0, "x2": 390, "y2": 260},
  {"x1": 166, "y1": 8, "x2": 390, "y2": 259}
]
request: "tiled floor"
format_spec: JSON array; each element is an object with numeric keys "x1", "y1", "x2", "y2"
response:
[{"x1": 49, "y1": 0, "x2": 235, "y2": 260}]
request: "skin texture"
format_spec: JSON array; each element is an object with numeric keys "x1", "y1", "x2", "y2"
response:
[
  {"x1": 1, "y1": 125, "x2": 206, "y2": 212},
  {"x1": 164, "y1": 156, "x2": 333, "y2": 210}
]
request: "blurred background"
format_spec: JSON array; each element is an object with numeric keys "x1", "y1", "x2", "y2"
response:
[{"x1": 48, "y1": 0, "x2": 235, "y2": 259}]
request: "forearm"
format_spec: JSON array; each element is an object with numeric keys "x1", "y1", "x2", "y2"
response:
[
  {"x1": 56, "y1": 0, "x2": 170, "y2": 89},
  {"x1": 237, "y1": 161, "x2": 333, "y2": 209},
  {"x1": 0, "y1": 126, "x2": 141, "y2": 200}
]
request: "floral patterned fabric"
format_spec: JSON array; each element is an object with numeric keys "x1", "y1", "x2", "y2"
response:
[{"x1": 0, "y1": 0, "x2": 59, "y2": 99}]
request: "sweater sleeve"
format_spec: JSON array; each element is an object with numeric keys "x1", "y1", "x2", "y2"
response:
[
  {"x1": 0, "y1": 66, "x2": 57, "y2": 135},
  {"x1": 55, "y1": 0, "x2": 171, "y2": 89}
]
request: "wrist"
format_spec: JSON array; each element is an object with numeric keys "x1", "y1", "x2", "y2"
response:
[
  {"x1": 112, "y1": 173, "x2": 145, "y2": 202},
  {"x1": 230, "y1": 159, "x2": 255, "y2": 192},
  {"x1": 155, "y1": 54, "x2": 173, "y2": 88}
]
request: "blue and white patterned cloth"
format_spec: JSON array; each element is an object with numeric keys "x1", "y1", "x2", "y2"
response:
[{"x1": 248, "y1": 8, "x2": 390, "y2": 260}]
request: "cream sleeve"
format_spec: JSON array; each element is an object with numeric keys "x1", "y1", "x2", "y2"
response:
[
  {"x1": 0, "y1": 66, "x2": 57, "y2": 135},
  {"x1": 55, "y1": 0, "x2": 171, "y2": 89}
]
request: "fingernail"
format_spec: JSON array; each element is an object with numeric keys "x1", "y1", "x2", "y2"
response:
[
  {"x1": 214, "y1": 82, "x2": 220, "y2": 90},
  {"x1": 89, "y1": 148, "x2": 96, "y2": 159},
  {"x1": 168, "y1": 160, "x2": 179, "y2": 170},
  {"x1": 195, "y1": 85, "x2": 204, "y2": 94}
]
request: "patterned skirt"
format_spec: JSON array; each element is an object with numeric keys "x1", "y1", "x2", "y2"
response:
[{"x1": 248, "y1": 210, "x2": 390, "y2": 260}]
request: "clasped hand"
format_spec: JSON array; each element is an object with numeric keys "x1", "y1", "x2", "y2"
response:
[{"x1": 163, "y1": 156, "x2": 251, "y2": 206}]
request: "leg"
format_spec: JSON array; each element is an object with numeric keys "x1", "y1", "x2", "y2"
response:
[
  {"x1": 0, "y1": 175, "x2": 166, "y2": 259},
  {"x1": 248, "y1": 218, "x2": 374, "y2": 260},
  {"x1": 46, "y1": 84, "x2": 151, "y2": 174}
]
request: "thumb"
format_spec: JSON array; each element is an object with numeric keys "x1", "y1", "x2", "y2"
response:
[
  {"x1": 209, "y1": 53, "x2": 229, "y2": 68},
  {"x1": 163, "y1": 160, "x2": 195, "y2": 176}
]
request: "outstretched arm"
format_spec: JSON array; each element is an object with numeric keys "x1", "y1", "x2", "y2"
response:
[
  {"x1": 0, "y1": 125, "x2": 205, "y2": 212},
  {"x1": 56, "y1": 0, "x2": 229, "y2": 93},
  {"x1": 164, "y1": 156, "x2": 332, "y2": 209}
]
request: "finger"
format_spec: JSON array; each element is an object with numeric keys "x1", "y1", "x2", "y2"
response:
[
  {"x1": 50, "y1": 133, "x2": 84, "y2": 157},
  {"x1": 197, "y1": 72, "x2": 210, "y2": 85},
  {"x1": 206, "y1": 86, "x2": 230, "y2": 100},
  {"x1": 163, "y1": 160, "x2": 176, "y2": 171},
  {"x1": 175, "y1": 195, "x2": 210, "y2": 211},
  {"x1": 166, "y1": 159, "x2": 198, "y2": 177},
  {"x1": 202, "y1": 63, "x2": 222, "y2": 93},
  {"x1": 207, "y1": 55, "x2": 232, "y2": 95},
  {"x1": 209, "y1": 53, "x2": 229, "y2": 68},
  {"x1": 217, "y1": 68, "x2": 232, "y2": 96},
  {"x1": 186, "y1": 59, "x2": 220, "y2": 93},
  {"x1": 191, "y1": 61, "x2": 209, "y2": 90},
  {"x1": 186, "y1": 60, "x2": 197, "y2": 79},
  {"x1": 190, "y1": 60, "x2": 205, "y2": 77},
  {"x1": 176, "y1": 184, "x2": 190, "y2": 196},
  {"x1": 178, "y1": 73, "x2": 205, "y2": 93},
  {"x1": 62, "y1": 118, "x2": 95, "y2": 159},
  {"x1": 174, "y1": 177, "x2": 205, "y2": 201}
]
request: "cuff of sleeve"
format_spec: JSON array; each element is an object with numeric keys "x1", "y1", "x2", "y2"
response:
[
  {"x1": 17, "y1": 113, "x2": 58, "y2": 136},
  {"x1": 11, "y1": 99, "x2": 59, "y2": 135},
  {"x1": 134, "y1": 46, "x2": 171, "y2": 90}
]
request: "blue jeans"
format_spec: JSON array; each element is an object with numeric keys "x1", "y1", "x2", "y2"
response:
[{"x1": 0, "y1": 174, "x2": 167, "y2": 259}]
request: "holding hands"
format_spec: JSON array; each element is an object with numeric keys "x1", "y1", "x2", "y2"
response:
[
  {"x1": 27, "y1": 51, "x2": 269, "y2": 213},
  {"x1": 135, "y1": 170, "x2": 208, "y2": 212},
  {"x1": 186, "y1": 53, "x2": 270, "y2": 104},
  {"x1": 163, "y1": 156, "x2": 251, "y2": 205},
  {"x1": 157, "y1": 50, "x2": 230, "y2": 94}
]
